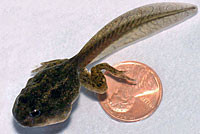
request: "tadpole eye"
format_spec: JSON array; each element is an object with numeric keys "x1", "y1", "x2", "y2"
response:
[{"x1": 29, "y1": 109, "x2": 41, "y2": 117}]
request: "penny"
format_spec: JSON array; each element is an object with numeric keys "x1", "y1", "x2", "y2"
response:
[{"x1": 98, "y1": 61, "x2": 162, "y2": 122}]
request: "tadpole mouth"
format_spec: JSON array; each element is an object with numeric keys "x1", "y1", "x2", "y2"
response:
[
  {"x1": 21, "y1": 116, "x2": 35, "y2": 127},
  {"x1": 13, "y1": 111, "x2": 35, "y2": 127}
]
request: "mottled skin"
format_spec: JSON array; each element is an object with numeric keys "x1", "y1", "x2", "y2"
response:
[
  {"x1": 13, "y1": 59, "x2": 80, "y2": 126},
  {"x1": 12, "y1": 3, "x2": 197, "y2": 127}
]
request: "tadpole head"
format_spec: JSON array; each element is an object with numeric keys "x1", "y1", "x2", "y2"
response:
[{"x1": 12, "y1": 89, "x2": 72, "y2": 127}]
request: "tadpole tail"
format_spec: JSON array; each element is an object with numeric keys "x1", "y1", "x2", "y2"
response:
[{"x1": 75, "y1": 2, "x2": 197, "y2": 68}]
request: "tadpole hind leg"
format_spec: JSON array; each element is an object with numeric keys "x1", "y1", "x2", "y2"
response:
[
  {"x1": 79, "y1": 67, "x2": 107, "y2": 94},
  {"x1": 79, "y1": 63, "x2": 136, "y2": 94},
  {"x1": 94, "y1": 63, "x2": 135, "y2": 82}
]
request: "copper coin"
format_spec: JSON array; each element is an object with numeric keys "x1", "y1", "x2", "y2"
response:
[{"x1": 98, "y1": 61, "x2": 162, "y2": 122}]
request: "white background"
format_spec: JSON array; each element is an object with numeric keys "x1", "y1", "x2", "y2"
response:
[{"x1": 0, "y1": 0, "x2": 199, "y2": 134}]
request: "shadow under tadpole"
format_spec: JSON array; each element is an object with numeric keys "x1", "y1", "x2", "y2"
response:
[
  {"x1": 106, "y1": 73, "x2": 136, "y2": 85},
  {"x1": 81, "y1": 86, "x2": 108, "y2": 103},
  {"x1": 80, "y1": 86, "x2": 99, "y2": 101},
  {"x1": 13, "y1": 96, "x2": 80, "y2": 134}
]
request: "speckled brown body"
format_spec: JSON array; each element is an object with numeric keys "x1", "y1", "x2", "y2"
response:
[
  {"x1": 12, "y1": 2, "x2": 197, "y2": 127},
  {"x1": 13, "y1": 58, "x2": 80, "y2": 126}
]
